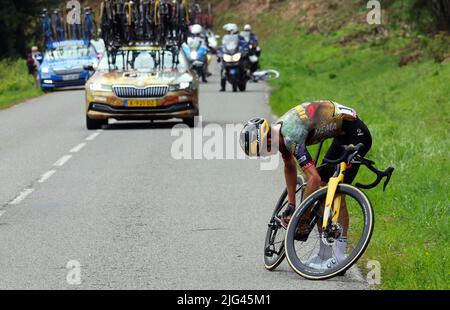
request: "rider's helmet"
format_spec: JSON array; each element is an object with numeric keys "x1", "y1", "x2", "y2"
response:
[
  {"x1": 191, "y1": 24, "x2": 203, "y2": 35},
  {"x1": 223, "y1": 23, "x2": 239, "y2": 35},
  {"x1": 229, "y1": 24, "x2": 239, "y2": 34},
  {"x1": 244, "y1": 24, "x2": 252, "y2": 32},
  {"x1": 239, "y1": 118, "x2": 271, "y2": 157}
]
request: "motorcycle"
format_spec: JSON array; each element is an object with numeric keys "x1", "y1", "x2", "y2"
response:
[
  {"x1": 240, "y1": 31, "x2": 260, "y2": 76},
  {"x1": 182, "y1": 36, "x2": 209, "y2": 82},
  {"x1": 219, "y1": 34, "x2": 248, "y2": 92}
]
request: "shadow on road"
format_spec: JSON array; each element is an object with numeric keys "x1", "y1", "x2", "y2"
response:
[{"x1": 104, "y1": 120, "x2": 182, "y2": 130}]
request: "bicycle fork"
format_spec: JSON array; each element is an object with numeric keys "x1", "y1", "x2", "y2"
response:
[{"x1": 322, "y1": 162, "x2": 347, "y2": 231}]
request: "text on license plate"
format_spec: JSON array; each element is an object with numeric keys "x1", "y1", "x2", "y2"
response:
[
  {"x1": 62, "y1": 74, "x2": 79, "y2": 81},
  {"x1": 126, "y1": 100, "x2": 158, "y2": 107}
]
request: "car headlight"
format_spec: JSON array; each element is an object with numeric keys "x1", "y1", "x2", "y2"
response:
[
  {"x1": 232, "y1": 53, "x2": 241, "y2": 62},
  {"x1": 89, "y1": 83, "x2": 112, "y2": 92},
  {"x1": 41, "y1": 67, "x2": 50, "y2": 73},
  {"x1": 169, "y1": 82, "x2": 192, "y2": 91}
]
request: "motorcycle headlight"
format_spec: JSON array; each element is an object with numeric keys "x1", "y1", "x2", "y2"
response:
[
  {"x1": 89, "y1": 83, "x2": 112, "y2": 92},
  {"x1": 191, "y1": 51, "x2": 198, "y2": 60},
  {"x1": 41, "y1": 67, "x2": 50, "y2": 73},
  {"x1": 232, "y1": 53, "x2": 242, "y2": 62},
  {"x1": 223, "y1": 54, "x2": 232, "y2": 62}
]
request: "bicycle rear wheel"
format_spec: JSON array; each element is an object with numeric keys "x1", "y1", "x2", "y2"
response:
[
  {"x1": 264, "y1": 176, "x2": 306, "y2": 271},
  {"x1": 284, "y1": 184, "x2": 374, "y2": 280}
]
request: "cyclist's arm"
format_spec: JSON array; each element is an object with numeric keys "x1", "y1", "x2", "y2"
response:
[
  {"x1": 281, "y1": 152, "x2": 297, "y2": 206},
  {"x1": 302, "y1": 164, "x2": 321, "y2": 198},
  {"x1": 293, "y1": 144, "x2": 321, "y2": 199}
]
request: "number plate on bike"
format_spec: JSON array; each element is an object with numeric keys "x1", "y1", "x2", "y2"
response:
[
  {"x1": 62, "y1": 74, "x2": 79, "y2": 81},
  {"x1": 126, "y1": 100, "x2": 158, "y2": 107}
]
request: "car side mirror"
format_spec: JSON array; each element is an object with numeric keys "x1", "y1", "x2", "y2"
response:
[{"x1": 84, "y1": 64, "x2": 95, "y2": 71}]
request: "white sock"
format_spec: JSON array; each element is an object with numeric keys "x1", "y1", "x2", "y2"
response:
[
  {"x1": 335, "y1": 237, "x2": 348, "y2": 262},
  {"x1": 318, "y1": 238, "x2": 332, "y2": 260}
]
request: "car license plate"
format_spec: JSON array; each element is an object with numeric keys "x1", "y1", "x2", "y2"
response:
[
  {"x1": 127, "y1": 99, "x2": 158, "y2": 107},
  {"x1": 62, "y1": 74, "x2": 79, "y2": 81}
]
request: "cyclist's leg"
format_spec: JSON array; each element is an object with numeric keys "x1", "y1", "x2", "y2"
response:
[{"x1": 331, "y1": 118, "x2": 372, "y2": 261}]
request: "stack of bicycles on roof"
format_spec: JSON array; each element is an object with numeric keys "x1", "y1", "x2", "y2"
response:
[
  {"x1": 42, "y1": 6, "x2": 98, "y2": 49},
  {"x1": 99, "y1": 0, "x2": 210, "y2": 63}
]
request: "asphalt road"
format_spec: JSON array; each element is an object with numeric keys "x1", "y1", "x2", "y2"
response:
[{"x1": 0, "y1": 62, "x2": 367, "y2": 289}]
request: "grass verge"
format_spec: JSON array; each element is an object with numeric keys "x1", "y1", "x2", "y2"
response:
[
  {"x1": 0, "y1": 59, "x2": 43, "y2": 109},
  {"x1": 265, "y1": 20, "x2": 449, "y2": 291},
  {"x1": 216, "y1": 0, "x2": 449, "y2": 289}
]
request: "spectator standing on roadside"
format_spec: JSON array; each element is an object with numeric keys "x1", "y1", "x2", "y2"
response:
[{"x1": 26, "y1": 46, "x2": 43, "y2": 87}]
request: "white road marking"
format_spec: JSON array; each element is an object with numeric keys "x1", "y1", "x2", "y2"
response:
[
  {"x1": 70, "y1": 143, "x2": 87, "y2": 153},
  {"x1": 86, "y1": 132, "x2": 100, "y2": 141},
  {"x1": 38, "y1": 170, "x2": 56, "y2": 183},
  {"x1": 9, "y1": 188, "x2": 35, "y2": 205},
  {"x1": 54, "y1": 155, "x2": 73, "y2": 167},
  {"x1": 0, "y1": 210, "x2": 5, "y2": 218}
]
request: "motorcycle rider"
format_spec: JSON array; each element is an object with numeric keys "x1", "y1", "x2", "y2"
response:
[
  {"x1": 218, "y1": 23, "x2": 241, "y2": 91},
  {"x1": 187, "y1": 24, "x2": 209, "y2": 83},
  {"x1": 241, "y1": 24, "x2": 261, "y2": 75}
]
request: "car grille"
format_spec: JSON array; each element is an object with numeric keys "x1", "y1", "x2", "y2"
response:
[
  {"x1": 113, "y1": 86, "x2": 169, "y2": 98},
  {"x1": 54, "y1": 67, "x2": 84, "y2": 75}
]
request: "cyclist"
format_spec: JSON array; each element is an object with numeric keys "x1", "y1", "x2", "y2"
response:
[{"x1": 239, "y1": 100, "x2": 372, "y2": 268}]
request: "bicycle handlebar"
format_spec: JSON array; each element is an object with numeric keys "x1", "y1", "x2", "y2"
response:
[
  {"x1": 322, "y1": 143, "x2": 395, "y2": 191},
  {"x1": 355, "y1": 163, "x2": 394, "y2": 192},
  {"x1": 323, "y1": 143, "x2": 365, "y2": 165}
]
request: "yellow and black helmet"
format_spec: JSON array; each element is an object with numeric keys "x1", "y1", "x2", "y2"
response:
[{"x1": 240, "y1": 118, "x2": 271, "y2": 157}]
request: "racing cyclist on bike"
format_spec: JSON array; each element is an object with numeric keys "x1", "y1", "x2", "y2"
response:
[{"x1": 240, "y1": 100, "x2": 372, "y2": 268}]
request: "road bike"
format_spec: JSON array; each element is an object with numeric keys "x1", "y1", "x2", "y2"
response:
[
  {"x1": 283, "y1": 143, "x2": 394, "y2": 280},
  {"x1": 83, "y1": 7, "x2": 97, "y2": 42},
  {"x1": 42, "y1": 9, "x2": 54, "y2": 47},
  {"x1": 252, "y1": 69, "x2": 280, "y2": 82},
  {"x1": 54, "y1": 9, "x2": 66, "y2": 42},
  {"x1": 100, "y1": 0, "x2": 114, "y2": 49}
]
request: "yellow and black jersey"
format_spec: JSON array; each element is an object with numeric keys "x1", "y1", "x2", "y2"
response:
[{"x1": 277, "y1": 100, "x2": 358, "y2": 153}]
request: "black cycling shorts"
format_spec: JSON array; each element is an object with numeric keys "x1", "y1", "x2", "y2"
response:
[{"x1": 317, "y1": 118, "x2": 372, "y2": 184}]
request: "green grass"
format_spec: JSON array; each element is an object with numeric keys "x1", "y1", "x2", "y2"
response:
[
  {"x1": 260, "y1": 22, "x2": 449, "y2": 290},
  {"x1": 0, "y1": 59, "x2": 42, "y2": 109}
]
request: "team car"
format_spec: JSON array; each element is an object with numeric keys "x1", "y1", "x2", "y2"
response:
[
  {"x1": 39, "y1": 40, "x2": 99, "y2": 91},
  {"x1": 84, "y1": 46, "x2": 199, "y2": 130}
]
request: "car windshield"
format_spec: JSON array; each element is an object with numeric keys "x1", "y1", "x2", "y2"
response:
[
  {"x1": 44, "y1": 45, "x2": 97, "y2": 60},
  {"x1": 98, "y1": 49, "x2": 189, "y2": 71}
]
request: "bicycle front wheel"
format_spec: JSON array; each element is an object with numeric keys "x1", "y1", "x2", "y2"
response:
[
  {"x1": 285, "y1": 184, "x2": 374, "y2": 280},
  {"x1": 264, "y1": 176, "x2": 305, "y2": 271}
]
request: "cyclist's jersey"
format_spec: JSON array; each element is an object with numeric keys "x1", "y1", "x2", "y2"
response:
[{"x1": 277, "y1": 100, "x2": 358, "y2": 154}]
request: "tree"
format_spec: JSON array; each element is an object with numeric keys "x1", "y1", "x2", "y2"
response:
[{"x1": 0, "y1": 0, "x2": 61, "y2": 58}]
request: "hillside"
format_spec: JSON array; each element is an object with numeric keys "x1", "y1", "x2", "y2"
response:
[{"x1": 212, "y1": 0, "x2": 449, "y2": 289}]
